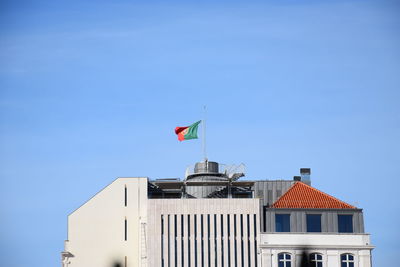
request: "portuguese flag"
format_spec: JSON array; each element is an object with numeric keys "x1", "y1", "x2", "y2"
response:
[{"x1": 175, "y1": 120, "x2": 201, "y2": 141}]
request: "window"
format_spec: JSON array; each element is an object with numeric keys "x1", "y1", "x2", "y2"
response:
[
  {"x1": 214, "y1": 214, "x2": 217, "y2": 267},
  {"x1": 168, "y1": 215, "x2": 170, "y2": 267},
  {"x1": 263, "y1": 206, "x2": 268, "y2": 232},
  {"x1": 240, "y1": 214, "x2": 244, "y2": 267},
  {"x1": 254, "y1": 214, "x2": 258, "y2": 267},
  {"x1": 247, "y1": 214, "x2": 251, "y2": 267},
  {"x1": 338, "y1": 215, "x2": 353, "y2": 233},
  {"x1": 275, "y1": 214, "x2": 290, "y2": 232},
  {"x1": 207, "y1": 215, "x2": 211, "y2": 267},
  {"x1": 278, "y1": 253, "x2": 291, "y2": 267},
  {"x1": 234, "y1": 214, "x2": 237, "y2": 267},
  {"x1": 309, "y1": 253, "x2": 323, "y2": 267},
  {"x1": 201, "y1": 214, "x2": 204, "y2": 267},
  {"x1": 124, "y1": 218, "x2": 128, "y2": 241},
  {"x1": 124, "y1": 185, "x2": 127, "y2": 206},
  {"x1": 194, "y1": 215, "x2": 197, "y2": 267},
  {"x1": 161, "y1": 215, "x2": 164, "y2": 267},
  {"x1": 221, "y1": 214, "x2": 224, "y2": 267},
  {"x1": 188, "y1": 215, "x2": 191, "y2": 267},
  {"x1": 341, "y1": 254, "x2": 354, "y2": 267},
  {"x1": 307, "y1": 214, "x2": 321, "y2": 232},
  {"x1": 181, "y1": 215, "x2": 184, "y2": 267},
  {"x1": 227, "y1": 214, "x2": 231, "y2": 267},
  {"x1": 174, "y1": 215, "x2": 177, "y2": 267}
]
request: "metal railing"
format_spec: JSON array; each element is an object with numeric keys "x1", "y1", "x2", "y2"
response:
[{"x1": 185, "y1": 163, "x2": 246, "y2": 179}]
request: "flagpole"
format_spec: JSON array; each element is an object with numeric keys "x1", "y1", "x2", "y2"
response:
[{"x1": 202, "y1": 105, "x2": 207, "y2": 162}]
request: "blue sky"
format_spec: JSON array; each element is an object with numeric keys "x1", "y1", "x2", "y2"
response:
[{"x1": 0, "y1": 0, "x2": 399, "y2": 266}]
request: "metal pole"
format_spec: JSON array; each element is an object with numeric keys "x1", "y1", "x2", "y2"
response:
[{"x1": 202, "y1": 105, "x2": 207, "y2": 162}]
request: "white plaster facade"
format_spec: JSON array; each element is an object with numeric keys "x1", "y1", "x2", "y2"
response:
[
  {"x1": 63, "y1": 177, "x2": 147, "y2": 267},
  {"x1": 260, "y1": 233, "x2": 373, "y2": 267}
]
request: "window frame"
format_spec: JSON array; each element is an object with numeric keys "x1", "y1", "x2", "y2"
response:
[
  {"x1": 340, "y1": 253, "x2": 355, "y2": 267},
  {"x1": 275, "y1": 213, "x2": 291, "y2": 232},
  {"x1": 278, "y1": 252, "x2": 292, "y2": 267},
  {"x1": 306, "y1": 214, "x2": 322, "y2": 232},
  {"x1": 309, "y1": 253, "x2": 323, "y2": 267},
  {"x1": 338, "y1": 214, "x2": 353, "y2": 233}
]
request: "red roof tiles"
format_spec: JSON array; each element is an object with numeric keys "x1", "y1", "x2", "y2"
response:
[{"x1": 272, "y1": 182, "x2": 356, "y2": 209}]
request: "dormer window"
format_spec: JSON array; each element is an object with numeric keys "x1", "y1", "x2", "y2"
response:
[
  {"x1": 306, "y1": 214, "x2": 322, "y2": 232},
  {"x1": 338, "y1": 215, "x2": 353, "y2": 233},
  {"x1": 275, "y1": 214, "x2": 290, "y2": 232}
]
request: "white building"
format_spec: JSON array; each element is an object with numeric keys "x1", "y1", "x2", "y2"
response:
[{"x1": 62, "y1": 161, "x2": 373, "y2": 267}]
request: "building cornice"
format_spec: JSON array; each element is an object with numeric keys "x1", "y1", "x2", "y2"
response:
[{"x1": 259, "y1": 244, "x2": 375, "y2": 250}]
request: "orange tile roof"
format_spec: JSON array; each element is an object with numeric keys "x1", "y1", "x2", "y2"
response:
[{"x1": 272, "y1": 182, "x2": 356, "y2": 209}]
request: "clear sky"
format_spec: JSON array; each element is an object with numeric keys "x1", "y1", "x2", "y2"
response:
[{"x1": 0, "y1": 0, "x2": 399, "y2": 266}]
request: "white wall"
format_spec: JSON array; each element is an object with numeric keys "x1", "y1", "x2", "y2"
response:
[
  {"x1": 64, "y1": 177, "x2": 147, "y2": 267},
  {"x1": 260, "y1": 233, "x2": 373, "y2": 267},
  {"x1": 261, "y1": 232, "x2": 372, "y2": 247}
]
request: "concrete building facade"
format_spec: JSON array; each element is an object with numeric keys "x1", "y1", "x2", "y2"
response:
[{"x1": 62, "y1": 161, "x2": 373, "y2": 267}]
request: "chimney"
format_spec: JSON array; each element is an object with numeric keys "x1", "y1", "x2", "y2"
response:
[
  {"x1": 293, "y1": 176, "x2": 301, "y2": 181},
  {"x1": 300, "y1": 168, "x2": 311, "y2": 182}
]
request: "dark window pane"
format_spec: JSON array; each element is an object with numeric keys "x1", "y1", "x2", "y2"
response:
[
  {"x1": 310, "y1": 253, "x2": 323, "y2": 267},
  {"x1": 338, "y1": 215, "x2": 353, "y2": 233},
  {"x1": 278, "y1": 253, "x2": 291, "y2": 267},
  {"x1": 124, "y1": 219, "x2": 128, "y2": 241},
  {"x1": 307, "y1": 214, "x2": 321, "y2": 232},
  {"x1": 341, "y1": 254, "x2": 354, "y2": 267},
  {"x1": 276, "y1": 214, "x2": 290, "y2": 232},
  {"x1": 124, "y1": 186, "x2": 127, "y2": 206}
]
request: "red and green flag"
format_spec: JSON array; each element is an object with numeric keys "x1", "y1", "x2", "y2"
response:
[{"x1": 175, "y1": 120, "x2": 201, "y2": 141}]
